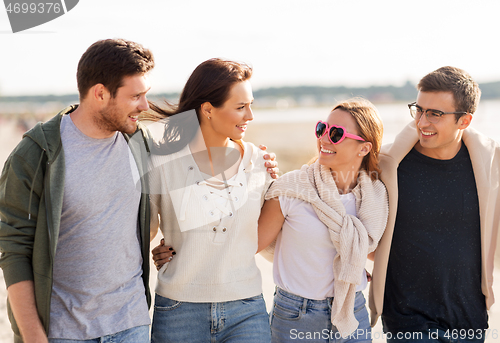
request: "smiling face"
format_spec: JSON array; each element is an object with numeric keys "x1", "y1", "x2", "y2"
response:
[
  {"x1": 317, "y1": 108, "x2": 368, "y2": 173},
  {"x1": 414, "y1": 91, "x2": 472, "y2": 160},
  {"x1": 96, "y1": 73, "x2": 151, "y2": 135},
  {"x1": 207, "y1": 80, "x2": 254, "y2": 141}
]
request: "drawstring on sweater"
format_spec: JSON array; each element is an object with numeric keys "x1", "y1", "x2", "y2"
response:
[
  {"x1": 28, "y1": 150, "x2": 45, "y2": 220},
  {"x1": 179, "y1": 166, "x2": 244, "y2": 221}
]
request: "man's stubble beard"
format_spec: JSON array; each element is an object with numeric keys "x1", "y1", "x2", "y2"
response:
[{"x1": 95, "y1": 103, "x2": 138, "y2": 135}]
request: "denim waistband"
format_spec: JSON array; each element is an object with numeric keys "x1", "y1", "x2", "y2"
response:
[
  {"x1": 275, "y1": 287, "x2": 335, "y2": 311},
  {"x1": 275, "y1": 287, "x2": 364, "y2": 311}
]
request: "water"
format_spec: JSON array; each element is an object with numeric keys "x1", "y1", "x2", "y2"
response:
[{"x1": 253, "y1": 100, "x2": 500, "y2": 145}]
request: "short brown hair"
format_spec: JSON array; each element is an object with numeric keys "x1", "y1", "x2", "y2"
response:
[
  {"x1": 77, "y1": 38, "x2": 154, "y2": 100},
  {"x1": 417, "y1": 66, "x2": 481, "y2": 119},
  {"x1": 332, "y1": 98, "x2": 384, "y2": 181}
]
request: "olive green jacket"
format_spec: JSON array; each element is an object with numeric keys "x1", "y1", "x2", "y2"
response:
[{"x1": 0, "y1": 105, "x2": 152, "y2": 342}]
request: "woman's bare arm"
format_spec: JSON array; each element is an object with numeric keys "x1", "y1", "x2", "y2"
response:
[{"x1": 257, "y1": 198, "x2": 285, "y2": 253}]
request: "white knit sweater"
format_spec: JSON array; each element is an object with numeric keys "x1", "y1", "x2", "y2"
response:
[{"x1": 149, "y1": 141, "x2": 273, "y2": 302}]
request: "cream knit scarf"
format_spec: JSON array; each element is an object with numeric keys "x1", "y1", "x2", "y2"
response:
[{"x1": 265, "y1": 161, "x2": 388, "y2": 337}]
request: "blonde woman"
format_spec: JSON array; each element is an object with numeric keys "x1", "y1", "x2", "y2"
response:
[{"x1": 258, "y1": 99, "x2": 388, "y2": 342}]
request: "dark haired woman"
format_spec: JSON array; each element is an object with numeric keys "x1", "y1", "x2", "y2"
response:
[{"x1": 147, "y1": 58, "x2": 273, "y2": 343}]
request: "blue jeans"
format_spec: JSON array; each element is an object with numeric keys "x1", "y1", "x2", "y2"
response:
[
  {"x1": 151, "y1": 293, "x2": 271, "y2": 343},
  {"x1": 270, "y1": 288, "x2": 371, "y2": 343},
  {"x1": 48, "y1": 325, "x2": 149, "y2": 343},
  {"x1": 387, "y1": 329, "x2": 485, "y2": 343}
]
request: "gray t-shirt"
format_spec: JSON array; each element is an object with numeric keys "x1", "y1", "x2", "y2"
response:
[{"x1": 48, "y1": 114, "x2": 150, "y2": 339}]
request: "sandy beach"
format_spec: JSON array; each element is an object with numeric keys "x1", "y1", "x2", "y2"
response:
[{"x1": 1, "y1": 118, "x2": 500, "y2": 342}]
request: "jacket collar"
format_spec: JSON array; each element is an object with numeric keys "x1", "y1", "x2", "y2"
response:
[
  {"x1": 381, "y1": 121, "x2": 419, "y2": 165},
  {"x1": 385, "y1": 121, "x2": 498, "y2": 168}
]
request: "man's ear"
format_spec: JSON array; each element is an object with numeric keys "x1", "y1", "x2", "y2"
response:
[
  {"x1": 92, "y1": 83, "x2": 111, "y2": 103},
  {"x1": 458, "y1": 113, "x2": 473, "y2": 130}
]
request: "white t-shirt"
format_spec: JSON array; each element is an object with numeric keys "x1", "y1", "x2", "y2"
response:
[{"x1": 273, "y1": 192, "x2": 368, "y2": 300}]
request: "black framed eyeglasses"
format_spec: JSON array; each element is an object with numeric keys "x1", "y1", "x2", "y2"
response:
[{"x1": 408, "y1": 102, "x2": 467, "y2": 124}]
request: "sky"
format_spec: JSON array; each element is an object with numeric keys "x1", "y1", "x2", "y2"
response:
[{"x1": 1, "y1": 0, "x2": 500, "y2": 96}]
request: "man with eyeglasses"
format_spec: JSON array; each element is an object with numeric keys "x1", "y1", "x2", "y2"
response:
[{"x1": 369, "y1": 66, "x2": 500, "y2": 342}]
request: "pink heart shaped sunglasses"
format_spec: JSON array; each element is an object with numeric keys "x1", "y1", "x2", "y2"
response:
[{"x1": 315, "y1": 121, "x2": 365, "y2": 144}]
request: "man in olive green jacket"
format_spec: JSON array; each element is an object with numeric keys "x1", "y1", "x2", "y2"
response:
[{"x1": 0, "y1": 39, "x2": 155, "y2": 343}]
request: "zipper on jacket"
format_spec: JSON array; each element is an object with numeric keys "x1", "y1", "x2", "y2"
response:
[{"x1": 43, "y1": 128, "x2": 63, "y2": 333}]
